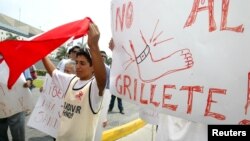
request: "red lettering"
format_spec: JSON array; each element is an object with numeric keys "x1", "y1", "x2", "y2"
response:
[
  {"x1": 126, "y1": 2, "x2": 133, "y2": 29},
  {"x1": 204, "y1": 88, "x2": 226, "y2": 120},
  {"x1": 220, "y1": 0, "x2": 244, "y2": 32},
  {"x1": 124, "y1": 75, "x2": 132, "y2": 99},
  {"x1": 134, "y1": 78, "x2": 138, "y2": 101},
  {"x1": 41, "y1": 99, "x2": 56, "y2": 111},
  {"x1": 115, "y1": 1, "x2": 133, "y2": 31},
  {"x1": 116, "y1": 4, "x2": 125, "y2": 31},
  {"x1": 140, "y1": 83, "x2": 148, "y2": 104},
  {"x1": 162, "y1": 85, "x2": 178, "y2": 111},
  {"x1": 245, "y1": 72, "x2": 250, "y2": 114},
  {"x1": 51, "y1": 86, "x2": 64, "y2": 99},
  {"x1": 47, "y1": 116, "x2": 51, "y2": 126},
  {"x1": 115, "y1": 74, "x2": 122, "y2": 94},
  {"x1": 184, "y1": 0, "x2": 243, "y2": 32},
  {"x1": 54, "y1": 118, "x2": 59, "y2": 128},
  {"x1": 180, "y1": 86, "x2": 203, "y2": 114},
  {"x1": 239, "y1": 119, "x2": 250, "y2": 125},
  {"x1": 115, "y1": 74, "x2": 244, "y2": 123},
  {"x1": 34, "y1": 111, "x2": 59, "y2": 128},
  {"x1": 184, "y1": 0, "x2": 216, "y2": 32},
  {"x1": 150, "y1": 84, "x2": 160, "y2": 107}
]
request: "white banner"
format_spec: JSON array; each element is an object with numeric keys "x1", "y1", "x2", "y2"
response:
[
  {"x1": 27, "y1": 74, "x2": 64, "y2": 137},
  {"x1": 139, "y1": 107, "x2": 159, "y2": 125},
  {"x1": 0, "y1": 61, "x2": 33, "y2": 118},
  {"x1": 110, "y1": 0, "x2": 250, "y2": 124}
]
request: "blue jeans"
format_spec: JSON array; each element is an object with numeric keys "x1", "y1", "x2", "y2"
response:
[{"x1": 0, "y1": 112, "x2": 25, "y2": 141}]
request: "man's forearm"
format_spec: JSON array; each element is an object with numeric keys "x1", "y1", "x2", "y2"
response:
[
  {"x1": 89, "y1": 46, "x2": 106, "y2": 95},
  {"x1": 42, "y1": 56, "x2": 56, "y2": 76}
]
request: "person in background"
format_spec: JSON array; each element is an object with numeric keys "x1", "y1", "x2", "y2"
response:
[
  {"x1": 57, "y1": 45, "x2": 80, "y2": 72},
  {"x1": 108, "y1": 92, "x2": 124, "y2": 114},
  {"x1": 107, "y1": 39, "x2": 124, "y2": 114},
  {"x1": 42, "y1": 23, "x2": 106, "y2": 141},
  {"x1": 23, "y1": 68, "x2": 34, "y2": 116},
  {"x1": 63, "y1": 59, "x2": 76, "y2": 74},
  {"x1": 0, "y1": 68, "x2": 32, "y2": 141},
  {"x1": 67, "y1": 45, "x2": 81, "y2": 60},
  {"x1": 23, "y1": 68, "x2": 33, "y2": 88},
  {"x1": 29, "y1": 65, "x2": 37, "y2": 89},
  {"x1": 40, "y1": 47, "x2": 79, "y2": 92}
]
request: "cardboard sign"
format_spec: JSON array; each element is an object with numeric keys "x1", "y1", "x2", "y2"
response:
[
  {"x1": 0, "y1": 61, "x2": 33, "y2": 118},
  {"x1": 27, "y1": 74, "x2": 64, "y2": 137}
]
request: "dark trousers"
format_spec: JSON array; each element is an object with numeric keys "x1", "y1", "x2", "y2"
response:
[
  {"x1": 109, "y1": 95, "x2": 123, "y2": 111},
  {"x1": 0, "y1": 112, "x2": 25, "y2": 141}
]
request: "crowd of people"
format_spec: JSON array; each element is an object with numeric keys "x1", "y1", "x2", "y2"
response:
[
  {"x1": 0, "y1": 21, "x2": 208, "y2": 141},
  {"x1": 0, "y1": 23, "x2": 128, "y2": 141}
]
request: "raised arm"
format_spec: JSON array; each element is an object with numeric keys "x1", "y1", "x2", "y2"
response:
[
  {"x1": 87, "y1": 23, "x2": 106, "y2": 96},
  {"x1": 42, "y1": 56, "x2": 56, "y2": 76}
]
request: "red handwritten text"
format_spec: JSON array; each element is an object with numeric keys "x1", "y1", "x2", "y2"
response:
[
  {"x1": 184, "y1": 0, "x2": 244, "y2": 32},
  {"x1": 115, "y1": 74, "x2": 250, "y2": 124},
  {"x1": 116, "y1": 1, "x2": 133, "y2": 31}
]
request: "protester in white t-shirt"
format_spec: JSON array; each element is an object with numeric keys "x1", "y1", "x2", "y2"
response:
[{"x1": 42, "y1": 23, "x2": 106, "y2": 141}]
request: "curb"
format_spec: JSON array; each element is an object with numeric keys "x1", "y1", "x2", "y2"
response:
[{"x1": 102, "y1": 118, "x2": 146, "y2": 141}]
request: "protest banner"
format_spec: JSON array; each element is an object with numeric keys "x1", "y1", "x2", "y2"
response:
[
  {"x1": 27, "y1": 74, "x2": 64, "y2": 137},
  {"x1": 110, "y1": 0, "x2": 250, "y2": 124},
  {"x1": 0, "y1": 61, "x2": 33, "y2": 118},
  {"x1": 139, "y1": 107, "x2": 159, "y2": 125}
]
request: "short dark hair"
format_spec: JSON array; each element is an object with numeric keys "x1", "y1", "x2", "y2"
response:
[
  {"x1": 68, "y1": 46, "x2": 80, "y2": 54},
  {"x1": 100, "y1": 50, "x2": 107, "y2": 59},
  {"x1": 100, "y1": 50, "x2": 107, "y2": 54},
  {"x1": 76, "y1": 48, "x2": 92, "y2": 66}
]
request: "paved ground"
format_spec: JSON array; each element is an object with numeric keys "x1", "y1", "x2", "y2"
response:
[
  {"x1": 8, "y1": 85, "x2": 141, "y2": 141},
  {"x1": 117, "y1": 124, "x2": 156, "y2": 141}
]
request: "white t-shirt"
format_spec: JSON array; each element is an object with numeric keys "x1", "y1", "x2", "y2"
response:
[
  {"x1": 156, "y1": 114, "x2": 207, "y2": 141},
  {"x1": 52, "y1": 69, "x2": 102, "y2": 112}
]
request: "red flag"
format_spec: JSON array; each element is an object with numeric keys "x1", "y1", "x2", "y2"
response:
[{"x1": 0, "y1": 17, "x2": 92, "y2": 89}]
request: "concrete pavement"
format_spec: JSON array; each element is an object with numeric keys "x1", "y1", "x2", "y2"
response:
[
  {"x1": 102, "y1": 119, "x2": 156, "y2": 141},
  {"x1": 117, "y1": 124, "x2": 156, "y2": 141}
]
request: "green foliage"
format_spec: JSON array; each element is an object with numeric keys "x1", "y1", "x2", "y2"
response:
[
  {"x1": 36, "y1": 69, "x2": 47, "y2": 76},
  {"x1": 106, "y1": 57, "x2": 112, "y2": 66},
  {"x1": 5, "y1": 33, "x2": 19, "y2": 40},
  {"x1": 56, "y1": 46, "x2": 67, "y2": 61}
]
